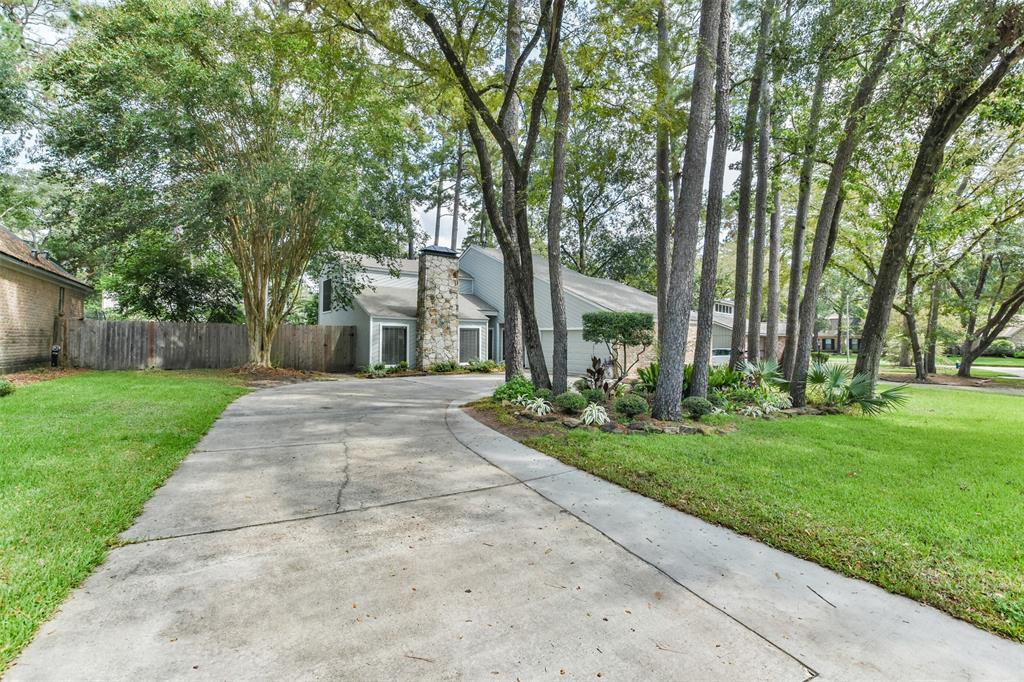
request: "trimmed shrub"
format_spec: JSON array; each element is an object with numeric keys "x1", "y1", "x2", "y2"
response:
[
  {"x1": 0, "y1": 379, "x2": 14, "y2": 397},
  {"x1": 535, "y1": 388, "x2": 553, "y2": 401},
  {"x1": 614, "y1": 393, "x2": 650, "y2": 418},
  {"x1": 554, "y1": 391, "x2": 587, "y2": 414},
  {"x1": 430, "y1": 361, "x2": 457, "y2": 373},
  {"x1": 681, "y1": 396, "x2": 715, "y2": 419},
  {"x1": 580, "y1": 387, "x2": 605, "y2": 404},
  {"x1": 494, "y1": 374, "x2": 535, "y2": 402},
  {"x1": 1015, "y1": 351, "x2": 1024, "y2": 359},
  {"x1": 467, "y1": 359, "x2": 500, "y2": 372},
  {"x1": 983, "y1": 339, "x2": 1015, "y2": 357},
  {"x1": 811, "y1": 351, "x2": 830, "y2": 364}
]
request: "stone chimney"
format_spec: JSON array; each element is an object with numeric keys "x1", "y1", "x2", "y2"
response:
[{"x1": 416, "y1": 245, "x2": 460, "y2": 368}]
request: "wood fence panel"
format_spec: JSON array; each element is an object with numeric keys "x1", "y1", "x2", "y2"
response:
[{"x1": 64, "y1": 320, "x2": 354, "y2": 372}]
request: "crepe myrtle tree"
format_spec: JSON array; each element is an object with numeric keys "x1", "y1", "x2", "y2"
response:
[
  {"x1": 582, "y1": 312, "x2": 654, "y2": 390},
  {"x1": 42, "y1": 0, "x2": 411, "y2": 366}
]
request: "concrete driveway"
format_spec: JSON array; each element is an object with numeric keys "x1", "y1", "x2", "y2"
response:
[{"x1": 10, "y1": 375, "x2": 1023, "y2": 680}]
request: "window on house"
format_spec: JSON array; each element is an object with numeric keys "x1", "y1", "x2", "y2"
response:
[
  {"x1": 381, "y1": 326, "x2": 407, "y2": 365},
  {"x1": 849, "y1": 337, "x2": 860, "y2": 351},
  {"x1": 58, "y1": 287, "x2": 65, "y2": 315},
  {"x1": 459, "y1": 327, "x2": 480, "y2": 364},
  {"x1": 322, "y1": 279, "x2": 332, "y2": 312},
  {"x1": 822, "y1": 338, "x2": 836, "y2": 352}
]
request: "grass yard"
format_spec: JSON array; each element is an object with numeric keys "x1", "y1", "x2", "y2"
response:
[
  {"x1": 0, "y1": 370, "x2": 248, "y2": 670},
  {"x1": 953, "y1": 355, "x2": 1024, "y2": 368},
  {"x1": 478, "y1": 387, "x2": 1024, "y2": 640}
]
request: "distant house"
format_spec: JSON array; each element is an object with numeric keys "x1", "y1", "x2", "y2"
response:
[
  {"x1": 321, "y1": 245, "x2": 786, "y2": 374},
  {"x1": 0, "y1": 227, "x2": 91, "y2": 371},
  {"x1": 998, "y1": 322, "x2": 1024, "y2": 350}
]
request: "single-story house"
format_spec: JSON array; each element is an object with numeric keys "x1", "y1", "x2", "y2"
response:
[
  {"x1": 0, "y1": 227, "x2": 91, "y2": 372},
  {"x1": 320, "y1": 245, "x2": 784, "y2": 374}
]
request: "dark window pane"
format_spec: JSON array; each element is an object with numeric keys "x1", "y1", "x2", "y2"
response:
[
  {"x1": 382, "y1": 327, "x2": 407, "y2": 365},
  {"x1": 322, "y1": 279, "x2": 332, "y2": 312},
  {"x1": 459, "y1": 328, "x2": 479, "y2": 364}
]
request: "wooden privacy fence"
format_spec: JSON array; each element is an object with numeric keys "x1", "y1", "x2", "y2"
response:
[{"x1": 62, "y1": 319, "x2": 355, "y2": 372}]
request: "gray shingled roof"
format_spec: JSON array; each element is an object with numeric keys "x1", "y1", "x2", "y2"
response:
[
  {"x1": 355, "y1": 286, "x2": 490, "y2": 320},
  {"x1": 470, "y1": 247, "x2": 657, "y2": 314}
]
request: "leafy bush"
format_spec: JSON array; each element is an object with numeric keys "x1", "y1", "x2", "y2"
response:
[
  {"x1": 681, "y1": 396, "x2": 714, "y2": 419},
  {"x1": 467, "y1": 359, "x2": 500, "y2": 372},
  {"x1": 535, "y1": 388, "x2": 553, "y2": 401},
  {"x1": 572, "y1": 377, "x2": 591, "y2": 391},
  {"x1": 584, "y1": 356, "x2": 609, "y2": 392},
  {"x1": 1016, "y1": 351, "x2": 1024, "y2": 359},
  {"x1": 811, "y1": 351, "x2": 830, "y2": 364},
  {"x1": 580, "y1": 388, "x2": 605, "y2": 404},
  {"x1": 582, "y1": 312, "x2": 655, "y2": 386},
  {"x1": 494, "y1": 374, "x2": 535, "y2": 402},
  {"x1": 554, "y1": 391, "x2": 587, "y2": 414},
  {"x1": 581, "y1": 402, "x2": 610, "y2": 426},
  {"x1": 708, "y1": 365, "x2": 743, "y2": 390},
  {"x1": 983, "y1": 339, "x2": 1016, "y2": 357},
  {"x1": 386, "y1": 360, "x2": 409, "y2": 374},
  {"x1": 806, "y1": 362, "x2": 909, "y2": 414},
  {"x1": 430, "y1": 361, "x2": 457, "y2": 373},
  {"x1": 740, "y1": 359, "x2": 785, "y2": 387},
  {"x1": 614, "y1": 393, "x2": 650, "y2": 418},
  {"x1": 0, "y1": 379, "x2": 15, "y2": 397},
  {"x1": 524, "y1": 397, "x2": 553, "y2": 416},
  {"x1": 366, "y1": 363, "x2": 387, "y2": 378},
  {"x1": 637, "y1": 362, "x2": 659, "y2": 393}
]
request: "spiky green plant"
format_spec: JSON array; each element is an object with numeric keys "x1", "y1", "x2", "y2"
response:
[{"x1": 806, "y1": 362, "x2": 908, "y2": 413}]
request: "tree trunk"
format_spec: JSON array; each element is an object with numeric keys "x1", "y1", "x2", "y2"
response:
[
  {"x1": 500, "y1": 0, "x2": 523, "y2": 381},
  {"x1": 652, "y1": 0, "x2": 723, "y2": 420},
  {"x1": 765, "y1": 175, "x2": 781, "y2": 362},
  {"x1": 547, "y1": 50, "x2": 571, "y2": 395},
  {"x1": 782, "y1": 54, "x2": 827, "y2": 377},
  {"x1": 690, "y1": 0, "x2": 731, "y2": 399},
  {"x1": 789, "y1": 0, "x2": 906, "y2": 407},
  {"x1": 450, "y1": 132, "x2": 464, "y2": 249},
  {"x1": 898, "y1": 336, "x2": 910, "y2": 367},
  {"x1": 924, "y1": 278, "x2": 940, "y2": 373},
  {"x1": 729, "y1": 0, "x2": 773, "y2": 369},
  {"x1": 655, "y1": 0, "x2": 672, "y2": 353},
  {"x1": 748, "y1": 85, "x2": 771, "y2": 363},
  {"x1": 855, "y1": 17, "x2": 1024, "y2": 386}
]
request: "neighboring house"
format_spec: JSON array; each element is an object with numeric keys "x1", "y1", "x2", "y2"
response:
[
  {"x1": 998, "y1": 322, "x2": 1024, "y2": 349},
  {"x1": 320, "y1": 245, "x2": 784, "y2": 374},
  {"x1": 0, "y1": 227, "x2": 91, "y2": 372},
  {"x1": 816, "y1": 313, "x2": 862, "y2": 354}
]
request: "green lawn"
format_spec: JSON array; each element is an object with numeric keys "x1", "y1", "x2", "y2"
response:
[
  {"x1": 0, "y1": 371, "x2": 248, "y2": 670},
  {"x1": 490, "y1": 387, "x2": 1024, "y2": 640},
  {"x1": 952, "y1": 355, "x2": 1024, "y2": 368}
]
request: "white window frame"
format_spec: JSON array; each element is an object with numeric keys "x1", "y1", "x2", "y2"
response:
[
  {"x1": 457, "y1": 323, "x2": 484, "y2": 365},
  {"x1": 379, "y1": 322, "x2": 411, "y2": 367}
]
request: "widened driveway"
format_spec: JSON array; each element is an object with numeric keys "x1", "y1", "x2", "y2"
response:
[{"x1": 9, "y1": 375, "x2": 1023, "y2": 680}]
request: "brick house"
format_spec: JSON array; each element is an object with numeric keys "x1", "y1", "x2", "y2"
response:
[{"x1": 0, "y1": 227, "x2": 91, "y2": 372}]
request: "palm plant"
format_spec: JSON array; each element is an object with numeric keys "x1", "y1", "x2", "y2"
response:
[
  {"x1": 806, "y1": 362, "x2": 908, "y2": 414},
  {"x1": 740, "y1": 359, "x2": 786, "y2": 387}
]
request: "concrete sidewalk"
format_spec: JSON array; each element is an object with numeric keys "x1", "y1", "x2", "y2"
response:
[{"x1": 447, "y1": 401, "x2": 1024, "y2": 680}]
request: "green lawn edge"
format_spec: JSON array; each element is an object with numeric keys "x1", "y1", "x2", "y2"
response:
[{"x1": 0, "y1": 370, "x2": 249, "y2": 671}]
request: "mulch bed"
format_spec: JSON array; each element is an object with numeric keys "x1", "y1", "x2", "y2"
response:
[
  {"x1": 880, "y1": 372, "x2": 1022, "y2": 390},
  {"x1": 2, "y1": 367, "x2": 89, "y2": 387}
]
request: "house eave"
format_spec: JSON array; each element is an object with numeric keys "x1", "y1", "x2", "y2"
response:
[{"x1": 0, "y1": 252, "x2": 93, "y2": 294}]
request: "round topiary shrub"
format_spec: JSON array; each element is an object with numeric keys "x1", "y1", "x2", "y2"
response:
[
  {"x1": 554, "y1": 391, "x2": 587, "y2": 414},
  {"x1": 681, "y1": 396, "x2": 715, "y2": 419},
  {"x1": 580, "y1": 388, "x2": 605, "y2": 404},
  {"x1": 535, "y1": 388, "x2": 554, "y2": 401},
  {"x1": 0, "y1": 379, "x2": 14, "y2": 397},
  {"x1": 614, "y1": 393, "x2": 650, "y2": 418},
  {"x1": 494, "y1": 374, "x2": 535, "y2": 402}
]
